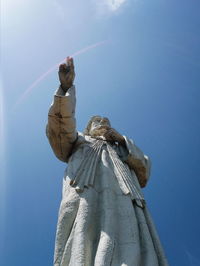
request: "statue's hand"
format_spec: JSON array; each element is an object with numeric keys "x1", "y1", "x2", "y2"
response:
[
  {"x1": 103, "y1": 128, "x2": 125, "y2": 145},
  {"x1": 58, "y1": 57, "x2": 75, "y2": 92}
]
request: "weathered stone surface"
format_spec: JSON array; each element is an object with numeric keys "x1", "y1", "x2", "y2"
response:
[{"x1": 46, "y1": 85, "x2": 168, "y2": 266}]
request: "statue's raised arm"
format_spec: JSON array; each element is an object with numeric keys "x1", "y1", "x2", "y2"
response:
[{"x1": 46, "y1": 57, "x2": 77, "y2": 162}]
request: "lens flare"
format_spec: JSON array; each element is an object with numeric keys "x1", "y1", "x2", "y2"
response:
[{"x1": 13, "y1": 40, "x2": 108, "y2": 109}]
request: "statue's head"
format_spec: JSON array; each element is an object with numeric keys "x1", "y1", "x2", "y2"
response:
[{"x1": 84, "y1": 115, "x2": 111, "y2": 137}]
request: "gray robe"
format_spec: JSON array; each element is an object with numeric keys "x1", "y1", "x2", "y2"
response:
[{"x1": 46, "y1": 86, "x2": 168, "y2": 266}]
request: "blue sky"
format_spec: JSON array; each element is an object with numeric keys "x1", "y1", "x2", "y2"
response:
[{"x1": 1, "y1": 0, "x2": 200, "y2": 265}]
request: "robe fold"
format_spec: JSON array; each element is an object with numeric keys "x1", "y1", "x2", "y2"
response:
[{"x1": 46, "y1": 86, "x2": 168, "y2": 266}]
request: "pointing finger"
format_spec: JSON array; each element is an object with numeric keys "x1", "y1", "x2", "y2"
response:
[
  {"x1": 69, "y1": 57, "x2": 74, "y2": 69},
  {"x1": 66, "y1": 57, "x2": 74, "y2": 70},
  {"x1": 66, "y1": 56, "x2": 71, "y2": 65}
]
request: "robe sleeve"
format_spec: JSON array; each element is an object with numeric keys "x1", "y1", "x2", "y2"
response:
[
  {"x1": 46, "y1": 85, "x2": 78, "y2": 162},
  {"x1": 120, "y1": 136, "x2": 151, "y2": 188}
]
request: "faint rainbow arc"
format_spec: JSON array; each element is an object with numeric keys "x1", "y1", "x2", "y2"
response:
[{"x1": 13, "y1": 40, "x2": 108, "y2": 109}]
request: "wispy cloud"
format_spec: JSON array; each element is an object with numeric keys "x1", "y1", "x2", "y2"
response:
[
  {"x1": 94, "y1": 0, "x2": 128, "y2": 15},
  {"x1": 104, "y1": 0, "x2": 127, "y2": 11},
  {"x1": 53, "y1": 0, "x2": 129, "y2": 22}
]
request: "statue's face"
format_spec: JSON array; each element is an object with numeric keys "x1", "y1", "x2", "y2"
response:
[{"x1": 89, "y1": 116, "x2": 111, "y2": 136}]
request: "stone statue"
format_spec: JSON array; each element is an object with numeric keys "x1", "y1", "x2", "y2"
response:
[{"x1": 46, "y1": 57, "x2": 168, "y2": 266}]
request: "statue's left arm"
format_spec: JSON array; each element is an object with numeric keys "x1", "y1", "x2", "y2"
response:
[
  {"x1": 120, "y1": 137, "x2": 151, "y2": 188},
  {"x1": 103, "y1": 128, "x2": 151, "y2": 188}
]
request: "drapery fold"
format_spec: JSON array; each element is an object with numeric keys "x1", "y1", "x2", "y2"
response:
[{"x1": 70, "y1": 139, "x2": 145, "y2": 207}]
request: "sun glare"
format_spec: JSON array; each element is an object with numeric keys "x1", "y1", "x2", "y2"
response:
[
  {"x1": 3, "y1": 0, "x2": 27, "y2": 9},
  {"x1": 2, "y1": 0, "x2": 31, "y2": 24}
]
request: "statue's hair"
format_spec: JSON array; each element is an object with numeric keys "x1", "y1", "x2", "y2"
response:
[{"x1": 83, "y1": 115, "x2": 102, "y2": 135}]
